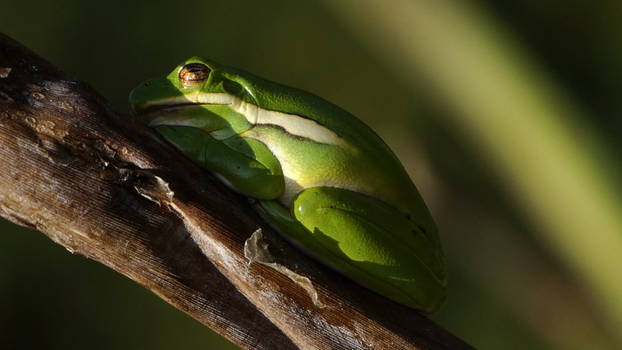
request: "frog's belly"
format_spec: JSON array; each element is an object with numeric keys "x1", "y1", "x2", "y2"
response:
[
  {"x1": 241, "y1": 125, "x2": 360, "y2": 206},
  {"x1": 274, "y1": 152, "x2": 364, "y2": 207}
]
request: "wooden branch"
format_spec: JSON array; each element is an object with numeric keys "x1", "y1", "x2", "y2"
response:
[{"x1": 0, "y1": 33, "x2": 473, "y2": 350}]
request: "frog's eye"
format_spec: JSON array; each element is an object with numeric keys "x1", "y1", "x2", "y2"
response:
[{"x1": 179, "y1": 63, "x2": 211, "y2": 87}]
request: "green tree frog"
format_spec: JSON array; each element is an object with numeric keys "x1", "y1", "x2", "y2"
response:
[{"x1": 129, "y1": 57, "x2": 447, "y2": 312}]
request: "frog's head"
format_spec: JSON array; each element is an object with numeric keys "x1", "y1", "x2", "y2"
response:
[{"x1": 129, "y1": 56, "x2": 252, "y2": 121}]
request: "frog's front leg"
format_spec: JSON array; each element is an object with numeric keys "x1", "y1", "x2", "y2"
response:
[
  {"x1": 154, "y1": 125, "x2": 284, "y2": 199},
  {"x1": 258, "y1": 187, "x2": 446, "y2": 312}
]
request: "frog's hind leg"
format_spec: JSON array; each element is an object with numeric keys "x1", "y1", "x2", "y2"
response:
[{"x1": 258, "y1": 187, "x2": 446, "y2": 312}]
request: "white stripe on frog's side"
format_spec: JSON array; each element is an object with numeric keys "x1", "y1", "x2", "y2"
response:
[
  {"x1": 145, "y1": 92, "x2": 349, "y2": 148},
  {"x1": 143, "y1": 91, "x2": 361, "y2": 207}
]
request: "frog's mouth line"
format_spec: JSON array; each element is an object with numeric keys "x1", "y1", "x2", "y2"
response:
[
  {"x1": 136, "y1": 92, "x2": 236, "y2": 112},
  {"x1": 131, "y1": 103, "x2": 208, "y2": 128},
  {"x1": 137, "y1": 104, "x2": 234, "y2": 131},
  {"x1": 134, "y1": 102, "x2": 203, "y2": 116},
  {"x1": 132, "y1": 92, "x2": 239, "y2": 122}
]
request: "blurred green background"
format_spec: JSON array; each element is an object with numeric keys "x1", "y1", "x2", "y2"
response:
[{"x1": 2, "y1": 1, "x2": 621, "y2": 349}]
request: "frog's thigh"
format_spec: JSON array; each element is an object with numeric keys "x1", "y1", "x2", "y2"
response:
[{"x1": 292, "y1": 186, "x2": 445, "y2": 311}]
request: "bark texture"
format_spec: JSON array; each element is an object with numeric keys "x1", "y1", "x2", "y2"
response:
[{"x1": 0, "y1": 33, "x2": 473, "y2": 350}]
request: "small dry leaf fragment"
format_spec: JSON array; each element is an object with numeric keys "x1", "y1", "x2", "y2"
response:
[
  {"x1": 0, "y1": 67, "x2": 11, "y2": 78},
  {"x1": 244, "y1": 229, "x2": 325, "y2": 308}
]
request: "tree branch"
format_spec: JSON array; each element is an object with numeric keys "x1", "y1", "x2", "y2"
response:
[{"x1": 0, "y1": 33, "x2": 473, "y2": 350}]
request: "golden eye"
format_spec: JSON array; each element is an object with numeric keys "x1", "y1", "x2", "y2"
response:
[{"x1": 179, "y1": 63, "x2": 210, "y2": 86}]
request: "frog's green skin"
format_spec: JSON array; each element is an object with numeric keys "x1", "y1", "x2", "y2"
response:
[{"x1": 129, "y1": 57, "x2": 447, "y2": 312}]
